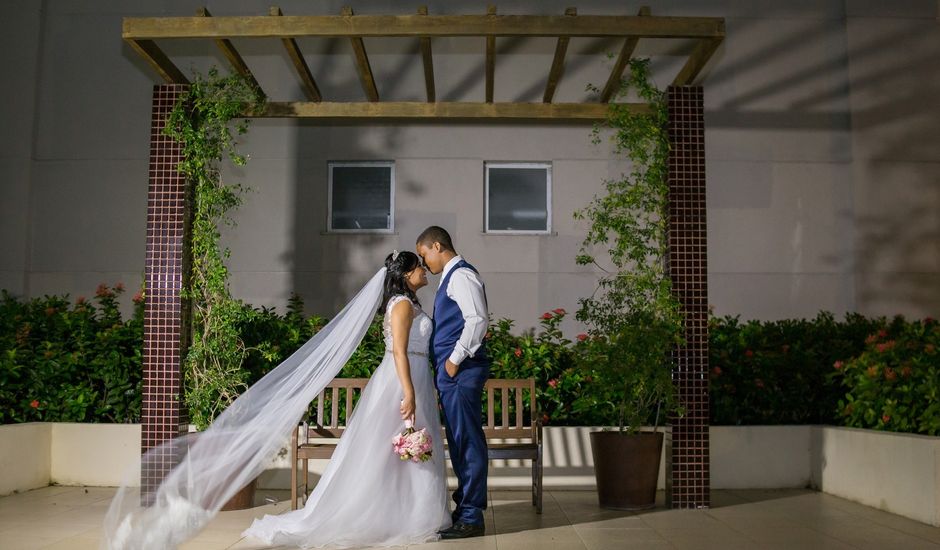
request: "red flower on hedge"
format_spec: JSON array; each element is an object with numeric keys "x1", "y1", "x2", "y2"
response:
[
  {"x1": 833, "y1": 360, "x2": 844, "y2": 370},
  {"x1": 513, "y1": 348, "x2": 522, "y2": 358},
  {"x1": 901, "y1": 366, "x2": 913, "y2": 378},
  {"x1": 711, "y1": 366, "x2": 722, "y2": 377},
  {"x1": 75, "y1": 296, "x2": 86, "y2": 305},
  {"x1": 30, "y1": 400, "x2": 39, "y2": 409},
  {"x1": 95, "y1": 283, "x2": 113, "y2": 298},
  {"x1": 548, "y1": 379, "x2": 558, "y2": 388},
  {"x1": 877, "y1": 329, "x2": 888, "y2": 338},
  {"x1": 875, "y1": 340, "x2": 896, "y2": 353},
  {"x1": 745, "y1": 350, "x2": 754, "y2": 358},
  {"x1": 552, "y1": 308, "x2": 566, "y2": 316},
  {"x1": 541, "y1": 312, "x2": 553, "y2": 320},
  {"x1": 884, "y1": 367, "x2": 897, "y2": 381},
  {"x1": 866, "y1": 366, "x2": 878, "y2": 378},
  {"x1": 45, "y1": 307, "x2": 57, "y2": 316},
  {"x1": 925, "y1": 317, "x2": 935, "y2": 324},
  {"x1": 133, "y1": 290, "x2": 144, "y2": 304},
  {"x1": 865, "y1": 334, "x2": 877, "y2": 345},
  {"x1": 926, "y1": 344, "x2": 936, "y2": 354},
  {"x1": 781, "y1": 344, "x2": 790, "y2": 353},
  {"x1": 576, "y1": 333, "x2": 588, "y2": 342},
  {"x1": 754, "y1": 378, "x2": 765, "y2": 389},
  {"x1": 115, "y1": 281, "x2": 125, "y2": 292},
  {"x1": 882, "y1": 414, "x2": 891, "y2": 424}
]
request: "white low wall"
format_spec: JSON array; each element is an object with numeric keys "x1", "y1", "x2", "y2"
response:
[
  {"x1": 0, "y1": 423, "x2": 51, "y2": 495},
  {"x1": 811, "y1": 426, "x2": 940, "y2": 527},
  {"x1": 50, "y1": 423, "x2": 140, "y2": 487},
  {"x1": 2, "y1": 423, "x2": 937, "y2": 526},
  {"x1": 711, "y1": 425, "x2": 813, "y2": 488}
]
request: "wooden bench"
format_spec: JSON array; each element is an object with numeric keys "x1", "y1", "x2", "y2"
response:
[{"x1": 291, "y1": 377, "x2": 543, "y2": 513}]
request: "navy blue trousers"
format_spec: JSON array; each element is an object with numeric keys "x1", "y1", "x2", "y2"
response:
[{"x1": 436, "y1": 358, "x2": 489, "y2": 526}]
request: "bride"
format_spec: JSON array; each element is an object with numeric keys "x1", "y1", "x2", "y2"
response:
[
  {"x1": 243, "y1": 250, "x2": 451, "y2": 547},
  {"x1": 101, "y1": 251, "x2": 450, "y2": 549}
]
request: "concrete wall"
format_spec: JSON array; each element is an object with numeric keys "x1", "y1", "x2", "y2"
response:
[
  {"x1": 812, "y1": 426, "x2": 940, "y2": 528},
  {"x1": 0, "y1": 423, "x2": 51, "y2": 495},
  {"x1": 0, "y1": 1, "x2": 938, "y2": 332},
  {"x1": 5, "y1": 423, "x2": 937, "y2": 526},
  {"x1": 49, "y1": 423, "x2": 141, "y2": 487}
]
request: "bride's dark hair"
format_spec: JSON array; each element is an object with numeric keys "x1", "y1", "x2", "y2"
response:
[{"x1": 380, "y1": 251, "x2": 422, "y2": 313}]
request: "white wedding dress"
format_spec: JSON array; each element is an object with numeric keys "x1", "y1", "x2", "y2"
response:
[{"x1": 243, "y1": 295, "x2": 451, "y2": 548}]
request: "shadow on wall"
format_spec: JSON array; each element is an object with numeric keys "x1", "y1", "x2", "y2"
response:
[{"x1": 700, "y1": 14, "x2": 940, "y2": 316}]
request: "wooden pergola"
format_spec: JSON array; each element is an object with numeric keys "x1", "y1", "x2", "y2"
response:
[
  {"x1": 129, "y1": 5, "x2": 722, "y2": 510},
  {"x1": 124, "y1": 5, "x2": 724, "y2": 120}
]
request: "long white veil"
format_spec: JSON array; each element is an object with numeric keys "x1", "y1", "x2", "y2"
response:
[{"x1": 101, "y1": 268, "x2": 387, "y2": 550}]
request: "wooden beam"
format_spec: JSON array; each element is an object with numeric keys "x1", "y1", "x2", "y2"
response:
[
  {"x1": 417, "y1": 6, "x2": 435, "y2": 102},
  {"x1": 270, "y1": 6, "x2": 321, "y2": 102},
  {"x1": 543, "y1": 7, "x2": 576, "y2": 104},
  {"x1": 127, "y1": 39, "x2": 189, "y2": 84},
  {"x1": 672, "y1": 37, "x2": 723, "y2": 86},
  {"x1": 600, "y1": 5, "x2": 650, "y2": 103},
  {"x1": 261, "y1": 101, "x2": 647, "y2": 120},
  {"x1": 341, "y1": 7, "x2": 379, "y2": 102},
  {"x1": 196, "y1": 7, "x2": 263, "y2": 94},
  {"x1": 485, "y1": 5, "x2": 496, "y2": 103},
  {"x1": 122, "y1": 14, "x2": 726, "y2": 40}
]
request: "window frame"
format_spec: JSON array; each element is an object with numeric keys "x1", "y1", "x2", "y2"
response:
[
  {"x1": 326, "y1": 160, "x2": 396, "y2": 234},
  {"x1": 484, "y1": 161, "x2": 553, "y2": 235}
]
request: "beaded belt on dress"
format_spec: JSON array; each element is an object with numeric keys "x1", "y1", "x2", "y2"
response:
[{"x1": 385, "y1": 349, "x2": 428, "y2": 357}]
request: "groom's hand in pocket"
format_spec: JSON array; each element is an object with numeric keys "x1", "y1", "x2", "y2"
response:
[{"x1": 445, "y1": 360, "x2": 459, "y2": 378}]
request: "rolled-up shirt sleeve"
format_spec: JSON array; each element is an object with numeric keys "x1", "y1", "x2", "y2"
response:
[{"x1": 446, "y1": 268, "x2": 488, "y2": 366}]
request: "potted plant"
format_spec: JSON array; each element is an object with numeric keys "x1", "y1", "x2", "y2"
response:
[
  {"x1": 165, "y1": 67, "x2": 265, "y2": 510},
  {"x1": 573, "y1": 58, "x2": 684, "y2": 510}
]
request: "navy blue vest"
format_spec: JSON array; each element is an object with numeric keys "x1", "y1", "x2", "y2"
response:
[{"x1": 431, "y1": 259, "x2": 489, "y2": 367}]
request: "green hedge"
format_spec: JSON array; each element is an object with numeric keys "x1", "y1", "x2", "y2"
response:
[
  {"x1": 1, "y1": 285, "x2": 143, "y2": 423},
  {"x1": 2, "y1": 288, "x2": 937, "y2": 435}
]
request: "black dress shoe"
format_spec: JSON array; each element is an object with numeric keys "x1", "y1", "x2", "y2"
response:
[{"x1": 439, "y1": 522, "x2": 485, "y2": 539}]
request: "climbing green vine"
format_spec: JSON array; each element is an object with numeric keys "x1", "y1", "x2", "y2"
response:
[
  {"x1": 574, "y1": 59, "x2": 685, "y2": 433},
  {"x1": 165, "y1": 68, "x2": 265, "y2": 430}
]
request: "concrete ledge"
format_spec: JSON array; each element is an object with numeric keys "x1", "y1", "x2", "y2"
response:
[
  {"x1": 50, "y1": 423, "x2": 140, "y2": 487},
  {"x1": 2, "y1": 423, "x2": 937, "y2": 526},
  {"x1": 812, "y1": 425, "x2": 940, "y2": 527},
  {"x1": 0, "y1": 423, "x2": 51, "y2": 495}
]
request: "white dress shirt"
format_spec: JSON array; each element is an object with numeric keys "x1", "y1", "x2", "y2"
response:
[{"x1": 439, "y1": 255, "x2": 488, "y2": 366}]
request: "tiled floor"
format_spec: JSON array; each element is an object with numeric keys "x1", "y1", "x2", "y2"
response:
[{"x1": 1, "y1": 486, "x2": 939, "y2": 549}]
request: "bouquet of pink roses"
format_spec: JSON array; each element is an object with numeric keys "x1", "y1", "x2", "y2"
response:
[{"x1": 392, "y1": 419, "x2": 433, "y2": 463}]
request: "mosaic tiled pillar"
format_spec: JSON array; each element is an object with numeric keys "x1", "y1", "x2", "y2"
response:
[
  {"x1": 141, "y1": 84, "x2": 191, "y2": 498},
  {"x1": 665, "y1": 85, "x2": 710, "y2": 509}
]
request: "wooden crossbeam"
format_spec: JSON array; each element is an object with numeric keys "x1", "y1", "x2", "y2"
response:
[
  {"x1": 122, "y1": 14, "x2": 725, "y2": 40},
  {"x1": 127, "y1": 39, "x2": 188, "y2": 84},
  {"x1": 341, "y1": 7, "x2": 379, "y2": 102},
  {"x1": 197, "y1": 8, "x2": 262, "y2": 94},
  {"x1": 417, "y1": 6, "x2": 435, "y2": 102},
  {"x1": 600, "y1": 6, "x2": 650, "y2": 103},
  {"x1": 672, "y1": 37, "x2": 723, "y2": 86},
  {"x1": 261, "y1": 101, "x2": 646, "y2": 119},
  {"x1": 485, "y1": 5, "x2": 496, "y2": 103},
  {"x1": 543, "y1": 7, "x2": 577, "y2": 104},
  {"x1": 270, "y1": 6, "x2": 321, "y2": 101}
]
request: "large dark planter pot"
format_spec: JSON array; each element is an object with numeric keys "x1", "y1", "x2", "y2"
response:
[
  {"x1": 590, "y1": 430, "x2": 664, "y2": 510},
  {"x1": 220, "y1": 477, "x2": 258, "y2": 511}
]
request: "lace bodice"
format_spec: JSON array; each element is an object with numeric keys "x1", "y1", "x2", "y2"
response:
[{"x1": 383, "y1": 295, "x2": 432, "y2": 356}]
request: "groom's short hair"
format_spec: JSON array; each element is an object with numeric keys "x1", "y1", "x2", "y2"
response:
[{"x1": 416, "y1": 226, "x2": 455, "y2": 252}]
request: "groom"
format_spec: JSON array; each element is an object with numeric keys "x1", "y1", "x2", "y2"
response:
[{"x1": 416, "y1": 226, "x2": 489, "y2": 539}]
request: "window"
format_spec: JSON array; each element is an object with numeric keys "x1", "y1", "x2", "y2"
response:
[
  {"x1": 328, "y1": 162, "x2": 395, "y2": 233},
  {"x1": 485, "y1": 162, "x2": 551, "y2": 234}
]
